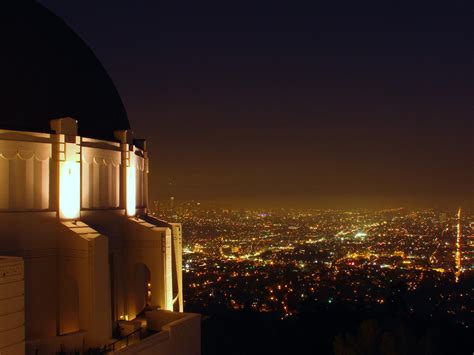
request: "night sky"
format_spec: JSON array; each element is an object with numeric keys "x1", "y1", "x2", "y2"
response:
[{"x1": 39, "y1": 1, "x2": 472, "y2": 209}]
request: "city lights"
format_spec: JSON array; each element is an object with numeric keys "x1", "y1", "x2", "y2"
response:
[
  {"x1": 455, "y1": 208, "x2": 462, "y2": 283},
  {"x1": 152, "y1": 203, "x2": 473, "y2": 330}
]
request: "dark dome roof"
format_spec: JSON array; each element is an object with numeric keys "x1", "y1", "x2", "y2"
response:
[{"x1": 0, "y1": 1, "x2": 130, "y2": 140}]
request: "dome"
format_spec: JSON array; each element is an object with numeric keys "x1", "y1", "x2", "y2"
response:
[{"x1": 0, "y1": 1, "x2": 130, "y2": 141}]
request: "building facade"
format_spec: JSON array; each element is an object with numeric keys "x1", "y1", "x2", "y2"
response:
[{"x1": 0, "y1": 1, "x2": 199, "y2": 354}]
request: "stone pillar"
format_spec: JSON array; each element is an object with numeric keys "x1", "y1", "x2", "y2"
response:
[
  {"x1": 134, "y1": 139, "x2": 149, "y2": 212},
  {"x1": 170, "y1": 223, "x2": 184, "y2": 312},
  {"x1": 114, "y1": 130, "x2": 135, "y2": 216},
  {"x1": 50, "y1": 117, "x2": 81, "y2": 220}
]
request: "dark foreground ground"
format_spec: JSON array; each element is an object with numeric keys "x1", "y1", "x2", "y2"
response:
[{"x1": 189, "y1": 302, "x2": 472, "y2": 355}]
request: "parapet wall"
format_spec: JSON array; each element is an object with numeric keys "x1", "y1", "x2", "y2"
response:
[{"x1": 0, "y1": 127, "x2": 147, "y2": 214}]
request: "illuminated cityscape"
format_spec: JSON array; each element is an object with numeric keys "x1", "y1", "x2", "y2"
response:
[{"x1": 152, "y1": 202, "x2": 473, "y2": 353}]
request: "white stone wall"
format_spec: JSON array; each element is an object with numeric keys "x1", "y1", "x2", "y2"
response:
[
  {"x1": 0, "y1": 130, "x2": 149, "y2": 213},
  {"x1": 82, "y1": 146, "x2": 121, "y2": 209},
  {"x1": 0, "y1": 140, "x2": 51, "y2": 210},
  {"x1": 0, "y1": 129, "x2": 191, "y2": 354}
]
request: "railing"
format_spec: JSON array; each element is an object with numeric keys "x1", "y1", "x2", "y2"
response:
[
  {"x1": 53, "y1": 346, "x2": 104, "y2": 355},
  {"x1": 101, "y1": 327, "x2": 143, "y2": 353}
]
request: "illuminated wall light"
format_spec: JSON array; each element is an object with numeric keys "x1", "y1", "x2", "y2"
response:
[
  {"x1": 126, "y1": 165, "x2": 136, "y2": 217},
  {"x1": 164, "y1": 231, "x2": 173, "y2": 311},
  {"x1": 59, "y1": 160, "x2": 80, "y2": 219}
]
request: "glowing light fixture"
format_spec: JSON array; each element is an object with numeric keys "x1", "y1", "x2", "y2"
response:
[
  {"x1": 59, "y1": 160, "x2": 80, "y2": 219},
  {"x1": 164, "y1": 231, "x2": 173, "y2": 310},
  {"x1": 126, "y1": 163, "x2": 136, "y2": 217}
]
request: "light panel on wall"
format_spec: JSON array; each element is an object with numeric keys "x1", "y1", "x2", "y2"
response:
[
  {"x1": 59, "y1": 160, "x2": 80, "y2": 219},
  {"x1": 126, "y1": 165, "x2": 136, "y2": 217}
]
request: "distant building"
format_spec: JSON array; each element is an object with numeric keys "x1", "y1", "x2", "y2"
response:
[{"x1": 0, "y1": 2, "x2": 199, "y2": 354}]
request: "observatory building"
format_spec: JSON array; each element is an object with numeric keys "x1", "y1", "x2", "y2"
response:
[{"x1": 0, "y1": 1, "x2": 200, "y2": 354}]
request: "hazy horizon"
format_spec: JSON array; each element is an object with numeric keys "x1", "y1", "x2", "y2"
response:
[
  {"x1": 153, "y1": 189, "x2": 472, "y2": 211},
  {"x1": 41, "y1": 1, "x2": 473, "y2": 209}
]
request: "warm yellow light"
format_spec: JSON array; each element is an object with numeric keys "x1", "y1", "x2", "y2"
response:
[
  {"x1": 164, "y1": 232, "x2": 173, "y2": 311},
  {"x1": 59, "y1": 161, "x2": 80, "y2": 219},
  {"x1": 126, "y1": 165, "x2": 136, "y2": 216}
]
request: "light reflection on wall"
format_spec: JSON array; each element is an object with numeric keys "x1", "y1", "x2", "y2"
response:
[
  {"x1": 164, "y1": 231, "x2": 173, "y2": 311},
  {"x1": 59, "y1": 160, "x2": 80, "y2": 219}
]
